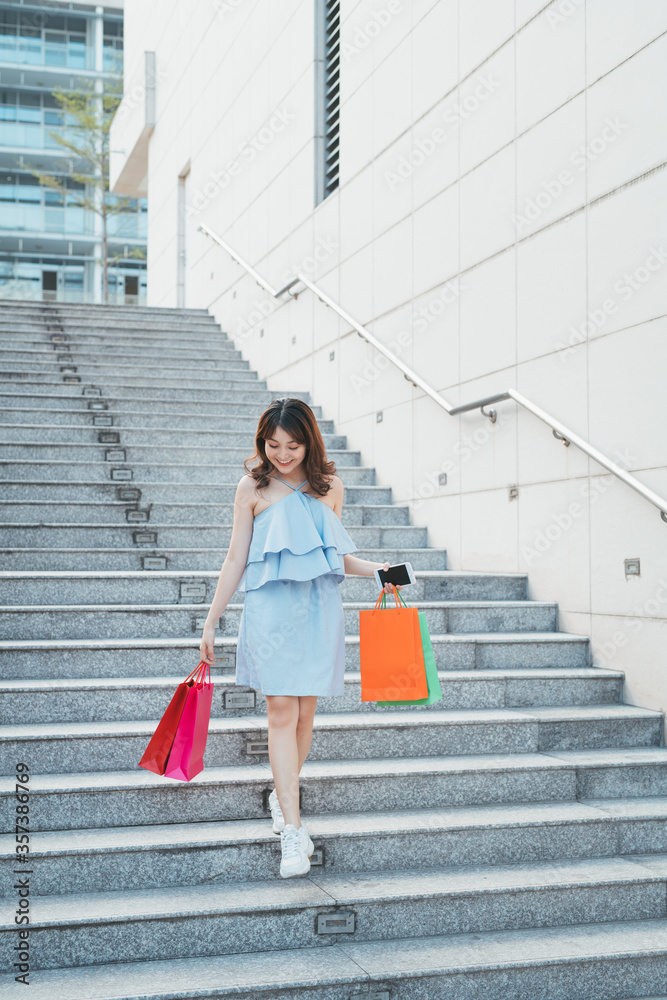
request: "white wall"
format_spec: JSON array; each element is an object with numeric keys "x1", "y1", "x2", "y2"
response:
[{"x1": 116, "y1": 0, "x2": 667, "y2": 715}]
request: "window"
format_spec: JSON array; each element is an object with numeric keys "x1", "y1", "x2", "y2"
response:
[
  {"x1": 0, "y1": 171, "x2": 87, "y2": 234},
  {"x1": 103, "y1": 18, "x2": 123, "y2": 73},
  {"x1": 0, "y1": 89, "x2": 65, "y2": 148},
  {"x1": 314, "y1": 0, "x2": 340, "y2": 205},
  {"x1": 0, "y1": 9, "x2": 94, "y2": 69}
]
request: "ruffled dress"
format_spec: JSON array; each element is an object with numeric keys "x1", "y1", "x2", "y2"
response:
[{"x1": 235, "y1": 476, "x2": 358, "y2": 695}]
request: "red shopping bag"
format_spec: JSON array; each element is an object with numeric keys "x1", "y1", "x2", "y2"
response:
[
  {"x1": 359, "y1": 585, "x2": 428, "y2": 702},
  {"x1": 138, "y1": 661, "x2": 211, "y2": 777},
  {"x1": 164, "y1": 661, "x2": 214, "y2": 782}
]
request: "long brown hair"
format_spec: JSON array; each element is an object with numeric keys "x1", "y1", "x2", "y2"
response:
[{"x1": 244, "y1": 397, "x2": 336, "y2": 497}]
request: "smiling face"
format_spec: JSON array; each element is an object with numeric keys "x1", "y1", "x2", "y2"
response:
[{"x1": 264, "y1": 424, "x2": 307, "y2": 476}]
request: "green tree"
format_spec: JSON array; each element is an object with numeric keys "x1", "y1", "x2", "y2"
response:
[{"x1": 28, "y1": 75, "x2": 139, "y2": 303}]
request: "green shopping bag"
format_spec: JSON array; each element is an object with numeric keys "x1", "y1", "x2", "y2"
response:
[{"x1": 377, "y1": 589, "x2": 442, "y2": 706}]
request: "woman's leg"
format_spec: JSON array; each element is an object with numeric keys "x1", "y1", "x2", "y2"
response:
[
  {"x1": 265, "y1": 694, "x2": 301, "y2": 829},
  {"x1": 296, "y1": 695, "x2": 318, "y2": 772}
]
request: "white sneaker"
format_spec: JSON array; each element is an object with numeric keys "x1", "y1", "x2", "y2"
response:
[
  {"x1": 269, "y1": 788, "x2": 314, "y2": 856},
  {"x1": 268, "y1": 788, "x2": 285, "y2": 833},
  {"x1": 280, "y1": 823, "x2": 310, "y2": 878},
  {"x1": 299, "y1": 823, "x2": 315, "y2": 857}
]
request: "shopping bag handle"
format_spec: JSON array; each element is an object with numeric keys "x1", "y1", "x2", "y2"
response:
[
  {"x1": 372, "y1": 583, "x2": 408, "y2": 613},
  {"x1": 185, "y1": 660, "x2": 211, "y2": 686}
]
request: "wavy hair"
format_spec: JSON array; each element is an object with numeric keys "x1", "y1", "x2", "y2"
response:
[{"x1": 244, "y1": 398, "x2": 337, "y2": 496}]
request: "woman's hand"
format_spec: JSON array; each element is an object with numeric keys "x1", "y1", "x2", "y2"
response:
[
  {"x1": 380, "y1": 561, "x2": 402, "y2": 595},
  {"x1": 199, "y1": 625, "x2": 216, "y2": 665}
]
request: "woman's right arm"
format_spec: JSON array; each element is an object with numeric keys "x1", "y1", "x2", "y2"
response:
[{"x1": 199, "y1": 475, "x2": 256, "y2": 665}]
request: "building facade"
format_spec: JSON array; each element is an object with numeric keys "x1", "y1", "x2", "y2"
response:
[
  {"x1": 111, "y1": 0, "x2": 667, "y2": 715},
  {"x1": 0, "y1": 0, "x2": 147, "y2": 303}
]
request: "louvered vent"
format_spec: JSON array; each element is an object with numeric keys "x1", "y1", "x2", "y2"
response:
[
  {"x1": 323, "y1": 0, "x2": 340, "y2": 197},
  {"x1": 315, "y1": 0, "x2": 340, "y2": 204}
]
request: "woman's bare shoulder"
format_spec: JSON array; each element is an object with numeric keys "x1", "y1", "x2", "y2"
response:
[
  {"x1": 328, "y1": 474, "x2": 344, "y2": 498},
  {"x1": 236, "y1": 474, "x2": 258, "y2": 504},
  {"x1": 238, "y1": 473, "x2": 257, "y2": 487}
]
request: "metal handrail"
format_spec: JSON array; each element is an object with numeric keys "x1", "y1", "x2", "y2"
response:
[{"x1": 199, "y1": 222, "x2": 667, "y2": 523}]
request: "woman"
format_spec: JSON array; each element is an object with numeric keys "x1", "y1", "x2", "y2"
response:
[{"x1": 199, "y1": 397, "x2": 399, "y2": 879}]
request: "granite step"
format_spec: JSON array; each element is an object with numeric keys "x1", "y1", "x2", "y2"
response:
[
  {"x1": 1, "y1": 706, "x2": 659, "y2": 776},
  {"x1": 0, "y1": 569, "x2": 528, "y2": 604},
  {"x1": 2, "y1": 748, "x2": 667, "y2": 833},
  {"x1": 0, "y1": 298, "x2": 212, "y2": 319},
  {"x1": 0, "y1": 521, "x2": 425, "y2": 550},
  {"x1": 0, "y1": 460, "x2": 374, "y2": 484},
  {"x1": 0, "y1": 355, "x2": 253, "y2": 377},
  {"x1": 0, "y1": 316, "x2": 227, "y2": 332},
  {"x1": 0, "y1": 382, "x2": 286, "y2": 402},
  {"x1": 0, "y1": 330, "x2": 233, "y2": 350},
  {"x1": 0, "y1": 498, "x2": 403, "y2": 525},
  {"x1": 0, "y1": 312, "x2": 220, "y2": 326},
  {"x1": 0, "y1": 407, "x2": 334, "y2": 431},
  {"x1": 0, "y1": 443, "x2": 361, "y2": 465},
  {"x1": 0, "y1": 332, "x2": 234, "y2": 353},
  {"x1": 0, "y1": 631, "x2": 589, "y2": 677},
  {"x1": 0, "y1": 480, "x2": 387, "y2": 504},
  {"x1": 0, "y1": 600, "x2": 557, "y2": 639},
  {"x1": 1, "y1": 856, "x2": 665, "y2": 973},
  {"x1": 0, "y1": 424, "x2": 347, "y2": 447},
  {"x1": 1, "y1": 338, "x2": 238, "y2": 361},
  {"x1": 2, "y1": 795, "x2": 658, "y2": 895},
  {"x1": 0, "y1": 312, "x2": 212, "y2": 327},
  {"x1": 3, "y1": 359, "x2": 253, "y2": 381},
  {"x1": 0, "y1": 669, "x2": 623, "y2": 724},
  {"x1": 0, "y1": 320, "x2": 224, "y2": 336},
  {"x1": 0, "y1": 544, "x2": 445, "y2": 572},
  {"x1": 0, "y1": 352, "x2": 249, "y2": 373},
  {"x1": 0, "y1": 309, "x2": 217, "y2": 322},
  {"x1": 0, "y1": 300, "x2": 209, "y2": 312},
  {"x1": 0, "y1": 300, "x2": 211, "y2": 318},
  {"x1": 0, "y1": 348, "x2": 243, "y2": 371},
  {"x1": 0, "y1": 369, "x2": 262, "y2": 390},
  {"x1": 0, "y1": 390, "x2": 315, "y2": 414},
  {"x1": 0, "y1": 328, "x2": 225, "y2": 344},
  {"x1": 2, "y1": 919, "x2": 663, "y2": 1000}
]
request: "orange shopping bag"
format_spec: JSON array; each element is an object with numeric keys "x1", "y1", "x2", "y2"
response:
[{"x1": 359, "y1": 584, "x2": 428, "y2": 702}]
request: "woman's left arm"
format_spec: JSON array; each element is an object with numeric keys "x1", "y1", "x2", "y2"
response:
[
  {"x1": 331, "y1": 476, "x2": 400, "y2": 592},
  {"x1": 343, "y1": 552, "x2": 390, "y2": 577}
]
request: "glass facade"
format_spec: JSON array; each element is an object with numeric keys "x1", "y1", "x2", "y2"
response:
[{"x1": 0, "y1": 2, "x2": 146, "y2": 304}]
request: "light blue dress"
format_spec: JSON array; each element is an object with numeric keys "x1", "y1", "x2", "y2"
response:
[{"x1": 235, "y1": 475, "x2": 358, "y2": 696}]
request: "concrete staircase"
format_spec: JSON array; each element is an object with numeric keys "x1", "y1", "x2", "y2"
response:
[{"x1": 1, "y1": 298, "x2": 666, "y2": 999}]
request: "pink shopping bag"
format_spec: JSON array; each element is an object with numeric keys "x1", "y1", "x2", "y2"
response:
[
  {"x1": 138, "y1": 661, "x2": 205, "y2": 776},
  {"x1": 164, "y1": 661, "x2": 214, "y2": 782}
]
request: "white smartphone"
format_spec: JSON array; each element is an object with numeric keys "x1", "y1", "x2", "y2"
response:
[{"x1": 373, "y1": 561, "x2": 416, "y2": 589}]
